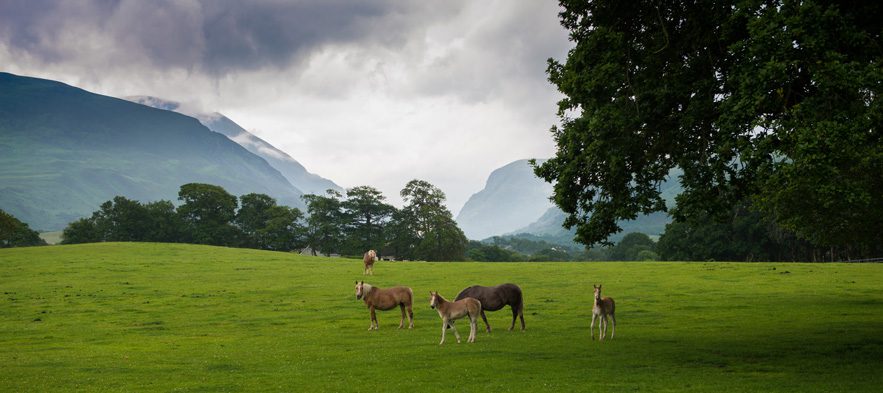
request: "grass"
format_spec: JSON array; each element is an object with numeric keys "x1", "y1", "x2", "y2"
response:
[{"x1": 1, "y1": 243, "x2": 881, "y2": 392}]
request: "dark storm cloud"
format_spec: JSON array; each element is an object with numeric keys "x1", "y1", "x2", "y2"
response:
[
  {"x1": 0, "y1": 0, "x2": 433, "y2": 75},
  {"x1": 197, "y1": 0, "x2": 403, "y2": 73}
]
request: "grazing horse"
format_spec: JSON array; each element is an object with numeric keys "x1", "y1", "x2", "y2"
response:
[
  {"x1": 429, "y1": 291, "x2": 481, "y2": 344},
  {"x1": 455, "y1": 283, "x2": 525, "y2": 332},
  {"x1": 363, "y1": 250, "x2": 377, "y2": 275},
  {"x1": 355, "y1": 281, "x2": 414, "y2": 330},
  {"x1": 591, "y1": 284, "x2": 616, "y2": 341}
]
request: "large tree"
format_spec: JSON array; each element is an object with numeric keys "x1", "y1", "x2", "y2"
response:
[
  {"x1": 302, "y1": 190, "x2": 345, "y2": 256},
  {"x1": 177, "y1": 183, "x2": 241, "y2": 246},
  {"x1": 341, "y1": 186, "x2": 395, "y2": 256},
  {"x1": 236, "y1": 193, "x2": 279, "y2": 249},
  {"x1": 535, "y1": 0, "x2": 882, "y2": 256},
  {"x1": 236, "y1": 193, "x2": 306, "y2": 251},
  {"x1": 398, "y1": 180, "x2": 467, "y2": 261}
]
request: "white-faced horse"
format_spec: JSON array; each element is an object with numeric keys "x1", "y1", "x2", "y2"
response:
[
  {"x1": 355, "y1": 281, "x2": 414, "y2": 330},
  {"x1": 363, "y1": 250, "x2": 377, "y2": 275}
]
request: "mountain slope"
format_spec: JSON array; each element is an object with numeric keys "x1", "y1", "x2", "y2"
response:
[
  {"x1": 0, "y1": 72, "x2": 304, "y2": 230},
  {"x1": 126, "y1": 96, "x2": 342, "y2": 196},
  {"x1": 506, "y1": 207, "x2": 671, "y2": 245},
  {"x1": 455, "y1": 159, "x2": 554, "y2": 240},
  {"x1": 506, "y1": 168, "x2": 684, "y2": 244}
]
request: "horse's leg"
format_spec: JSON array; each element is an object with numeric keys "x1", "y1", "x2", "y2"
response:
[
  {"x1": 406, "y1": 303, "x2": 414, "y2": 329},
  {"x1": 480, "y1": 309, "x2": 491, "y2": 333},
  {"x1": 590, "y1": 313, "x2": 597, "y2": 340},
  {"x1": 369, "y1": 306, "x2": 377, "y2": 330},
  {"x1": 440, "y1": 318, "x2": 448, "y2": 345},
  {"x1": 451, "y1": 320, "x2": 462, "y2": 343},
  {"x1": 600, "y1": 315, "x2": 607, "y2": 341},
  {"x1": 398, "y1": 304, "x2": 405, "y2": 329},
  {"x1": 610, "y1": 313, "x2": 616, "y2": 339},
  {"x1": 519, "y1": 303, "x2": 526, "y2": 331},
  {"x1": 470, "y1": 315, "x2": 478, "y2": 342},
  {"x1": 509, "y1": 305, "x2": 517, "y2": 331}
]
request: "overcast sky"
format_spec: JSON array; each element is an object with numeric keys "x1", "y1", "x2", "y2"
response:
[{"x1": 0, "y1": 0, "x2": 571, "y2": 214}]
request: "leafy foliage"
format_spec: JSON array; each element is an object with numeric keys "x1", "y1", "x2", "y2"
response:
[
  {"x1": 608, "y1": 233, "x2": 657, "y2": 261},
  {"x1": 340, "y1": 186, "x2": 395, "y2": 256},
  {"x1": 536, "y1": 0, "x2": 882, "y2": 256},
  {"x1": 177, "y1": 183, "x2": 241, "y2": 246},
  {"x1": 302, "y1": 190, "x2": 345, "y2": 256},
  {"x1": 398, "y1": 180, "x2": 468, "y2": 261},
  {"x1": 0, "y1": 209, "x2": 46, "y2": 247}
]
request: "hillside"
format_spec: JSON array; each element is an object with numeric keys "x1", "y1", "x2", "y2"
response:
[
  {"x1": 455, "y1": 159, "x2": 554, "y2": 240},
  {"x1": 459, "y1": 158, "x2": 682, "y2": 244},
  {"x1": 0, "y1": 72, "x2": 304, "y2": 231},
  {"x1": 506, "y1": 168, "x2": 683, "y2": 244},
  {"x1": 126, "y1": 96, "x2": 342, "y2": 196}
]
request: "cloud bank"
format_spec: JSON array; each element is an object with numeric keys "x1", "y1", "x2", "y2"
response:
[{"x1": 0, "y1": 0, "x2": 571, "y2": 213}]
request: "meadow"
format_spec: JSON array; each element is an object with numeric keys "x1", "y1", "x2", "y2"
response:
[{"x1": 1, "y1": 243, "x2": 881, "y2": 392}]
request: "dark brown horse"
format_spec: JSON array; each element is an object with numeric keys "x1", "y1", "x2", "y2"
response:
[{"x1": 455, "y1": 283, "x2": 525, "y2": 332}]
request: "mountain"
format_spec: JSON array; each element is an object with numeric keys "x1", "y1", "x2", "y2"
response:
[
  {"x1": 0, "y1": 72, "x2": 304, "y2": 231},
  {"x1": 126, "y1": 96, "x2": 342, "y2": 196},
  {"x1": 505, "y1": 207, "x2": 671, "y2": 245},
  {"x1": 455, "y1": 159, "x2": 554, "y2": 240},
  {"x1": 459, "y1": 158, "x2": 683, "y2": 245},
  {"x1": 505, "y1": 169, "x2": 684, "y2": 245}
]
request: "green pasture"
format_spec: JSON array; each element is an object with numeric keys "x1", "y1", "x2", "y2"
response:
[{"x1": 1, "y1": 243, "x2": 881, "y2": 392}]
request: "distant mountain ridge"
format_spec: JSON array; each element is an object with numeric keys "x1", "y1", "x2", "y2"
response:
[
  {"x1": 455, "y1": 159, "x2": 554, "y2": 240},
  {"x1": 0, "y1": 72, "x2": 304, "y2": 230},
  {"x1": 125, "y1": 96, "x2": 342, "y2": 196},
  {"x1": 460, "y1": 158, "x2": 683, "y2": 246}
]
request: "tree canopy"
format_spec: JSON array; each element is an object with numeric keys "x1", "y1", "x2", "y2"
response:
[
  {"x1": 0, "y1": 209, "x2": 46, "y2": 247},
  {"x1": 535, "y1": 0, "x2": 882, "y2": 257}
]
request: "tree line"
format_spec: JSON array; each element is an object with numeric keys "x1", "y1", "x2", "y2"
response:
[{"x1": 59, "y1": 180, "x2": 469, "y2": 261}]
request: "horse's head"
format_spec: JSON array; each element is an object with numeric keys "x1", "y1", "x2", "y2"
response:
[
  {"x1": 355, "y1": 281, "x2": 365, "y2": 299},
  {"x1": 593, "y1": 284, "x2": 602, "y2": 302},
  {"x1": 429, "y1": 291, "x2": 438, "y2": 309}
]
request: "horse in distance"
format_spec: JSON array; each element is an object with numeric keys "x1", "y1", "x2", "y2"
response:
[
  {"x1": 355, "y1": 281, "x2": 414, "y2": 330},
  {"x1": 363, "y1": 249, "x2": 377, "y2": 275},
  {"x1": 429, "y1": 291, "x2": 481, "y2": 344},
  {"x1": 591, "y1": 284, "x2": 616, "y2": 340},
  {"x1": 455, "y1": 283, "x2": 525, "y2": 332}
]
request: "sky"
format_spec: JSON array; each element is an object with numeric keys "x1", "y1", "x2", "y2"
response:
[{"x1": 0, "y1": 0, "x2": 572, "y2": 215}]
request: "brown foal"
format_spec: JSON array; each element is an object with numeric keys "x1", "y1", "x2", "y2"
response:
[
  {"x1": 591, "y1": 284, "x2": 616, "y2": 340},
  {"x1": 429, "y1": 291, "x2": 481, "y2": 345}
]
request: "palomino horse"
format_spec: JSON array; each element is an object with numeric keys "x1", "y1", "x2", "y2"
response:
[
  {"x1": 429, "y1": 291, "x2": 481, "y2": 344},
  {"x1": 591, "y1": 284, "x2": 616, "y2": 340},
  {"x1": 355, "y1": 281, "x2": 414, "y2": 330},
  {"x1": 456, "y1": 283, "x2": 525, "y2": 332},
  {"x1": 363, "y1": 250, "x2": 377, "y2": 275}
]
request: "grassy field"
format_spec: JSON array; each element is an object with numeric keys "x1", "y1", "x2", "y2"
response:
[{"x1": 1, "y1": 243, "x2": 881, "y2": 392}]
